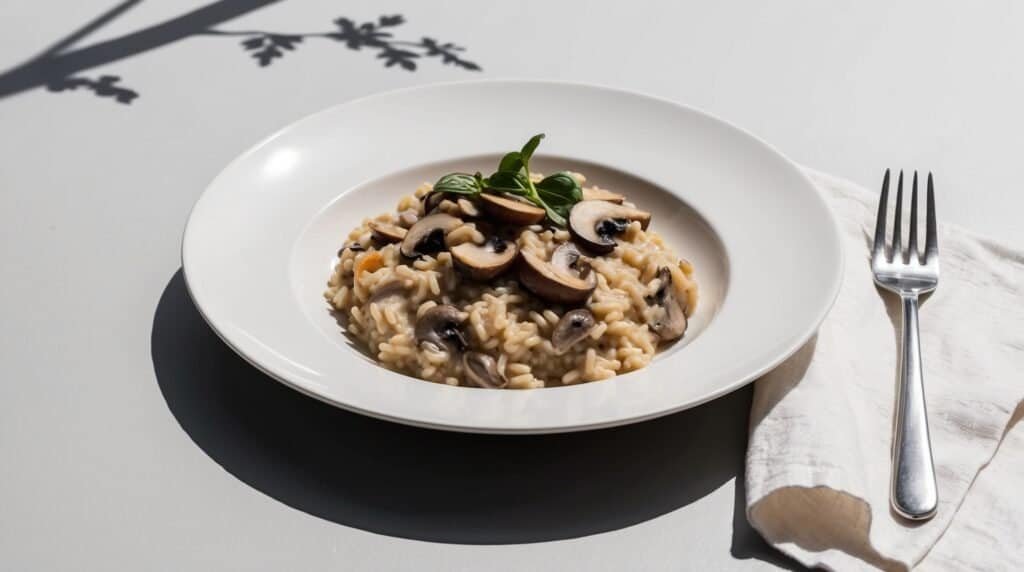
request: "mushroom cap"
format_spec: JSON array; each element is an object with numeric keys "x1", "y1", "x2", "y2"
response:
[
  {"x1": 479, "y1": 193, "x2": 546, "y2": 226},
  {"x1": 551, "y1": 309, "x2": 596, "y2": 353},
  {"x1": 450, "y1": 236, "x2": 518, "y2": 281},
  {"x1": 647, "y1": 267, "x2": 688, "y2": 341},
  {"x1": 462, "y1": 352, "x2": 508, "y2": 389},
  {"x1": 568, "y1": 200, "x2": 652, "y2": 254},
  {"x1": 517, "y1": 244, "x2": 596, "y2": 305},
  {"x1": 400, "y1": 213, "x2": 462, "y2": 258},
  {"x1": 368, "y1": 221, "x2": 408, "y2": 243},
  {"x1": 422, "y1": 191, "x2": 447, "y2": 214},
  {"x1": 414, "y1": 304, "x2": 469, "y2": 355},
  {"x1": 581, "y1": 187, "x2": 625, "y2": 204}
]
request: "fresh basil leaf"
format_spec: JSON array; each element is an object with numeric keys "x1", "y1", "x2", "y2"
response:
[
  {"x1": 536, "y1": 172, "x2": 582, "y2": 206},
  {"x1": 541, "y1": 204, "x2": 567, "y2": 227},
  {"x1": 537, "y1": 188, "x2": 574, "y2": 209},
  {"x1": 484, "y1": 170, "x2": 530, "y2": 194},
  {"x1": 498, "y1": 152, "x2": 522, "y2": 174},
  {"x1": 519, "y1": 133, "x2": 545, "y2": 166},
  {"x1": 434, "y1": 172, "x2": 482, "y2": 195},
  {"x1": 479, "y1": 134, "x2": 574, "y2": 227}
]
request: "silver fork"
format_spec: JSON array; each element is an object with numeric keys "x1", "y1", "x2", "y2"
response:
[{"x1": 872, "y1": 169, "x2": 939, "y2": 520}]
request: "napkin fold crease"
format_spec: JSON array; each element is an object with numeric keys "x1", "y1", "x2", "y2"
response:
[{"x1": 745, "y1": 169, "x2": 1024, "y2": 571}]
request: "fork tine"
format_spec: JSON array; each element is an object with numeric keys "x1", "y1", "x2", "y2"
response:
[
  {"x1": 907, "y1": 171, "x2": 919, "y2": 262},
  {"x1": 891, "y1": 170, "x2": 904, "y2": 262},
  {"x1": 925, "y1": 172, "x2": 938, "y2": 261},
  {"x1": 873, "y1": 169, "x2": 890, "y2": 260}
]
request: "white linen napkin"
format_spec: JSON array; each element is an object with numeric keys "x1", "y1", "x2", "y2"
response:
[{"x1": 745, "y1": 169, "x2": 1024, "y2": 571}]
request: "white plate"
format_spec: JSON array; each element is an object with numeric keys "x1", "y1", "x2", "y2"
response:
[{"x1": 182, "y1": 80, "x2": 843, "y2": 434}]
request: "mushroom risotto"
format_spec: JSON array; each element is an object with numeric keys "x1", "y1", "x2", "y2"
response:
[{"x1": 324, "y1": 135, "x2": 697, "y2": 389}]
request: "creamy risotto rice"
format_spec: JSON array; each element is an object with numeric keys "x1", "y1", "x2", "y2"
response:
[{"x1": 324, "y1": 170, "x2": 698, "y2": 389}]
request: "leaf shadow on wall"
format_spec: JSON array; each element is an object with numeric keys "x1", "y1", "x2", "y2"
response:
[{"x1": 0, "y1": 0, "x2": 480, "y2": 105}]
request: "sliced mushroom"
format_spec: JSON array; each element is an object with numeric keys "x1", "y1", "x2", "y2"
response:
[
  {"x1": 369, "y1": 221, "x2": 407, "y2": 243},
  {"x1": 550, "y1": 242, "x2": 592, "y2": 278},
  {"x1": 582, "y1": 187, "x2": 625, "y2": 204},
  {"x1": 337, "y1": 242, "x2": 365, "y2": 257},
  {"x1": 415, "y1": 304, "x2": 469, "y2": 355},
  {"x1": 551, "y1": 309, "x2": 596, "y2": 353},
  {"x1": 422, "y1": 191, "x2": 447, "y2": 213},
  {"x1": 646, "y1": 267, "x2": 687, "y2": 341},
  {"x1": 450, "y1": 235, "x2": 518, "y2": 280},
  {"x1": 568, "y1": 200, "x2": 652, "y2": 254},
  {"x1": 472, "y1": 219, "x2": 498, "y2": 239},
  {"x1": 480, "y1": 193, "x2": 546, "y2": 226},
  {"x1": 400, "y1": 213, "x2": 462, "y2": 258},
  {"x1": 462, "y1": 351, "x2": 508, "y2": 389},
  {"x1": 517, "y1": 243, "x2": 597, "y2": 304}
]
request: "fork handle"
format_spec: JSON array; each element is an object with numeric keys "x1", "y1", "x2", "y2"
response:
[{"x1": 891, "y1": 293, "x2": 938, "y2": 520}]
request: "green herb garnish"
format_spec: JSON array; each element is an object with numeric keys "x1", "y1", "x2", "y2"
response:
[
  {"x1": 433, "y1": 172, "x2": 485, "y2": 196},
  {"x1": 431, "y1": 133, "x2": 582, "y2": 226}
]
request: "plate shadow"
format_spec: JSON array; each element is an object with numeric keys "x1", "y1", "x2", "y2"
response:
[{"x1": 152, "y1": 269, "x2": 753, "y2": 544}]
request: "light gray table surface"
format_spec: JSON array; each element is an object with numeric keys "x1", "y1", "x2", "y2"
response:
[{"x1": 2, "y1": 1, "x2": 1022, "y2": 570}]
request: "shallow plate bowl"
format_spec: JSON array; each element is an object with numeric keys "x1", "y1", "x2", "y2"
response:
[{"x1": 182, "y1": 80, "x2": 843, "y2": 434}]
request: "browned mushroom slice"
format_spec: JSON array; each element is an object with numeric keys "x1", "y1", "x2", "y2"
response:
[
  {"x1": 337, "y1": 242, "x2": 365, "y2": 257},
  {"x1": 479, "y1": 193, "x2": 546, "y2": 226},
  {"x1": 450, "y1": 236, "x2": 518, "y2": 281},
  {"x1": 646, "y1": 267, "x2": 687, "y2": 341},
  {"x1": 517, "y1": 243, "x2": 597, "y2": 304},
  {"x1": 414, "y1": 304, "x2": 469, "y2": 354},
  {"x1": 581, "y1": 187, "x2": 625, "y2": 204},
  {"x1": 551, "y1": 309, "x2": 596, "y2": 353},
  {"x1": 568, "y1": 200, "x2": 652, "y2": 254},
  {"x1": 400, "y1": 213, "x2": 462, "y2": 258},
  {"x1": 368, "y1": 221, "x2": 407, "y2": 243},
  {"x1": 462, "y1": 352, "x2": 508, "y2": 389},
  {"x1": 422, "y1": 191, "x2": 447, "y2": 214}
]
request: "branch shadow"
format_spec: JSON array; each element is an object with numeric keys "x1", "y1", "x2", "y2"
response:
[
  {"x1": 0, "y1": 1, "x2": 480, "y2": 105},
  {"x1": 152, "y1": 269, "x2": 750, "y2": 544},
  {"x1": 0, "y1": 0, "x2": 281, "y2": 103}
]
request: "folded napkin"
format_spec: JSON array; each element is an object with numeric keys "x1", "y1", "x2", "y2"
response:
[{"x1": 745, "y1": 169, "x2": 1024, "y2": 571}]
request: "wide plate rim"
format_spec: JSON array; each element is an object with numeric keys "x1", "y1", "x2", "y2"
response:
[{"x1": 181, "y1": 79, "x2": 844, "y2": 434}]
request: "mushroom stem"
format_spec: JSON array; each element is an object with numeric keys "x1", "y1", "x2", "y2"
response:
[
  {"x1": 646, "y1": 267, "x2": 688, "y2": 341},
  {"x1": 462, "y1": 352, "x2": 509, "y2": 389}
]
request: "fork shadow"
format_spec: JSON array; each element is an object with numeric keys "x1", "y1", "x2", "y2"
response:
[{"x1": 152, "y1": 269, "x2": 767, "y2": 545}]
